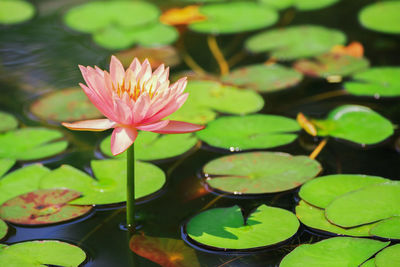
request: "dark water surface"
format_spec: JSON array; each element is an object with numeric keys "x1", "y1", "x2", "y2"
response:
[{"x1": 1, "y1": 0, "x2": 400, "y2": 266}]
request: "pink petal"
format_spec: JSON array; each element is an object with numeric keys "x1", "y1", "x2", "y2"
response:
[
  {"x1": 62, "y1": 119, "x2": 116, "y2": 131},
  {"x1": 110, "y1": 127, "x2": 138, "y2": 156},
  {"x1": 132, "y1": 93, "x2": 150, "y2": 124},
  {"x1": 136, "y1": 120, "x2": 169, "y2": 131},
  {"x1": 110, "y1": 56, "x2": 125, "y2": 86},
  {"x1": 151, "y1": 121, "x2": 205, "y2": 134}
]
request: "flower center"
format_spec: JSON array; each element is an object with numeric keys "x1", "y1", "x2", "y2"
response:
[{"x1": 113, "y1": 79, "x2": 157, "y2": 101}]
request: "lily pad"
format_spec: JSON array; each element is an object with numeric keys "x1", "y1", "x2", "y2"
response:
[
  {"x1": 189, "y1": 2, "x2": 278, "y2": 34},
  {"x1": 0, "y1": 0, "x2": 35, "y2": 25},
  {"x1": 0, "y1": 127, "x2": 68, "y2": 161},
  {"x1": 169, "y1": 80, "x2": 264, "y2": 124},
  {"x1": 312, "y1": 105, "x2": 394, "y2": 145},
  {"x1": 30, "y1": 88, "x2": 103, "y2": 122},
  {"x1": 294, "y1": 53, "x2": 370, "y2": 78},
  {"x1": 100, "y1": 131, "x2": 198, "y2": 161},
  {"x1": 222, "y1": 64, "x2": 303, "y2": 92},
  {"x1": 375, "y1": 244, "x2": 400, "y2": 267},
  {"x1": 40, "y1": 159, "x2": 166, "y2": 205},
  {"x1": 0, "y1": 240, "x2": 86, "y2": 267},
  {"x1": 361, "y1": 259, "x2": 375, "y2": 267},
  {"x1": 130, "y1": 234, "x2": 200, "y2": 267},
  {"x1": 299, "y1": 174, "x2": 388, "y2": 209},
  {"x1": 260, "y1": 0, "x2": 340, "y2": 11},
  {"x1": 185, "y1": 205, "x2": 299, "y2": 250},
  {"x1": 246, "y1": 25, "x2": 346, "y2": 60},
  {"x1": 370, "y1": 216, "x2": 400, "y2": 240},
  {"x1": 0, "y1": 189, "x2": 93, "y2": 225},
  {"x1": 0, "y1": 164, "x2": 51, "y2": 205},
  {"x1": 359, "y1": 2, "x2": 400, "y2": 34},
  {"x1": 203, "y1": 152, "x2": 321, "y2": 194},
  {"x1": 0, "y1": 158, "x2": 15, "y2": 178},
  {"x1": 280, "y1": 237, "x2": 389, "y2": 267},
  {"x1": 326, "y1": 182, "x2": 400, "y2": 228},
  {"x1": 0, "y1": 219, "x2": 8, "y2": 240},
  {"x1": 0, "y1": 112, "x2": 18, "y2": 132},
  {"x1": 64, "y1": 1, "x2": 160, "y2": 33},
  {"x1": 196, "y1": 115, "x2": 300, "y2": 151},
  {"x1": 296, "y1": 200, "x2": 377, "y2": 237},
  {"x1": 344, "y1": 67, "x2": 400, "y2": 98}
]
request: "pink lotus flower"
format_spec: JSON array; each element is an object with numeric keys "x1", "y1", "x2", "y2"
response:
[{"x1": 62, "y1": 56, "x2": 204, "y2": 155}]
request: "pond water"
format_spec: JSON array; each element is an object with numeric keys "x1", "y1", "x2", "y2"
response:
[{"x1": 1, "y1": 0, "x2": 400, "y2": 266}]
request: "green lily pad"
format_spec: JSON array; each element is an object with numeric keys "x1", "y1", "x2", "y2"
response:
[
  {"x1": 245, "y1": 25, "x2": 346, "y2": 60},
  {"x1": 370, "y1": 216, "x2": 400, "y2": 240},
  {"x1": 259, "y1": 0, "x2": 292, "y2": 10},
  {"x1": 361, "y1": 259, "x2": 375, "y2": 267},
  {"x1": 294, "y1": 53, "x2": 370, "y2": 78},
  {"x1": 326, "y1": 182, "x2": 400, "y2": 228},
  {"x1": 0, "y1": 159, "x2": 15, "y2": 178},
  {"x1": 299, "y1": 174, "x2": 388, "y2": 209},
  {"x1": 296, "y1": 200, "x2": 377, "y2": 237},
  {"x1": 0, "y1": 189, "x2": 93, "y2": 225},
  {"x1": 0, "y1": 219, "x2": 8, "y2": 240},
  {"x1": 0, "y1": 240, "x2": 86, "y2": 267},
  {"x1": 280, "y1": 237, "x2": 389, "y2": 267},
  {"x1": 222, "y1": 64, "x2": 303, "y2": 92},
  {"x1": 260, "y1": 0, "x2": 340, "y2": 11},
  {"x1": 30, "y1": 88, "x2": 103, "y2": 122},
  {"x1": 0, "y1": 112, "x2": 18, "y2": 132},
  {"x1": 312, "y1": 105, "x2": 394, "y2": 145},
  {"x1": 359, "y1": 1, "x2": 400, "y2": 34},
  {"x1": 0, "y1": 0, "x2": 35, "y2": 25},
  {"x1": 344, "y1": 67, "x2": 400, "y2": 98},
  {"x1": 64, "y1": 1, "x2": 160, "y2": 33},
  {"x1": 196, "y1": 115, "x2": 300, "y2": 151},
  {"x1": 93, "y1": 22, "x2": 178, "y2": 50},
  {"x1": 186, "y1": 205, "x2": 299, "y2": 250},
  {"x1": 189, "y1": 2, "x2": 278, "y2": 34},
  {"x1": 100, "y1": 131, "x2": 198, "y2": 161},
  {"x1": 0, "y1": 164, "x2": 51, "y2": 205},
  {"x1": 375, "y1": 244, "x2": 400, "y2": 267},
  {"x1": 169, "y1": 80, "x2": 264, "y2": 124},
  {"x1": 40, "y1": 159, "x2": 166, "y2": 205},
  {"x1": 203, "y1": 152, "x2": 321, "y2": 194},
  {"x1": 0, "y1": 127, "x2": 68, "y2": 161}
]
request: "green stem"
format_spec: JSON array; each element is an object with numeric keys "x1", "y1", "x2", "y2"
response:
[{"x1": 126, "y1": 144, "x2": 135, "y2": 232}]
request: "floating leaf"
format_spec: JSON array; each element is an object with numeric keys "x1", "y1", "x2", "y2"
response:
[
  {"x1": 0, "y1": 219, "x2": 8, "y2": 240},
  {"x1": 186, "y1": 205, "x2": 299, "y2": 250},
  {"x1": 189, "y1": 2, "x2": 278, "y2": 34},
  {"x1": 370, "y1": 216, "x2": 400, "y2": 240},
  {"x1": 0, "y1": 128, "x2": 68, "y2": 161},
  {"x1": 326, "y1": 182, "x2": 400, "y2": 228},
  {"x1": 294, "y1": 53, "x2": 369, "y2": 78},
  {"x1": 222, "y1": 64, "x2": 303, "y2": 92},
  {"x1": 40, "y1": 159, "x2": 166, "y2": 205},
  {"x1": 196, "y1": 115, "x2": 300, "y2": 150},
  {"x1": 359, "y1": 2, "x2": 400, "y2": 34},
  {"x1": 130, "y1": 234, "x2": 200, "y2": 267},
  {"x1": 203, "y1": 152, "x2": 321, "y2": 194},
  {"x1": 375, "y1": 244, "x2": 400, "y2": 266},
  {"x1": 100, "y1": 131, "x2": 198, "y2": 161},
  {"x1": 280, "y1": 237, "x2": 389, "y2": 267},
  {"x1": 260, "y1": 0, "x2": 339, "y2": 11},
  {"x1": 0, "y1": 240, "x2": 86, "y2": 267},
  {"x1": 30, "y1": 88, "x2": 103, "y2": 122},
  {"x1": 0, "y1": 159, "x2": 15, "y2": 178},
  {"x1": 246, "y1": 25, "x2": 346, "y2": 60},
  {"x1": 0, "y1": 112, "x2": 18, "y2": 132},
  {"x1": 0, "y1": 0, "x2": 35, "y2": 25},
  {"x1": 312, "y1": 105, "x2": 394, "y2": 145},
  {"x1": 116, "y1": 46, "x2": 181, "y2": 69},
  {"x1": 169, "y1": 80, "x2": 264, "y2": 124},
  {"x1": 259, "y1": 0, "x2": 292, "y2": 10},
  {"x1": 0, "y1": 189, "x2": 92, "y2": 225},
  {"x1": 361, "y1": 259, "x2": 375, "y2": 267},
  {"x1": 299, "y1": 174, "x2": 388, "y2": 209},
  {"x1": 344, "y1": 67, "x2": 400, "y2": 98},
  {"x1": 296, "y1": 200, "x2": 377, "y2": 237},
  {"x1": 64, "y1": 1, "x2": 160, "y2": 33},
  {"x1": 0, "y1": 164, "x2": 51, "y2": 205}
]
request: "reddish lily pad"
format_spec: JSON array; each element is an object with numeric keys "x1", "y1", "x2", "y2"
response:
[
  {"x1": 0, "y1": 112, "x2": 18, "y2": 132},
  {"x1": 0, "y1": 189, "x2": 93, "y2": 225},
  {"x1": 294, "y1": 53, "x2": 369, "y2": 78},
  {"x1": 130, "y1": 234, "x2": 200, "y2": 267},
  {"x1": 203, "y1": 152, "x2": 321, "y2": 195},
  {"x1": 222, "y1": 64, "x2": 303, "y2": 93},
  {"x1": 0, "y1": 219, "x2": 8, "y2": 240},
  {"x1": 30, "y1": 88, "x2": 103, "y2": 122}
]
